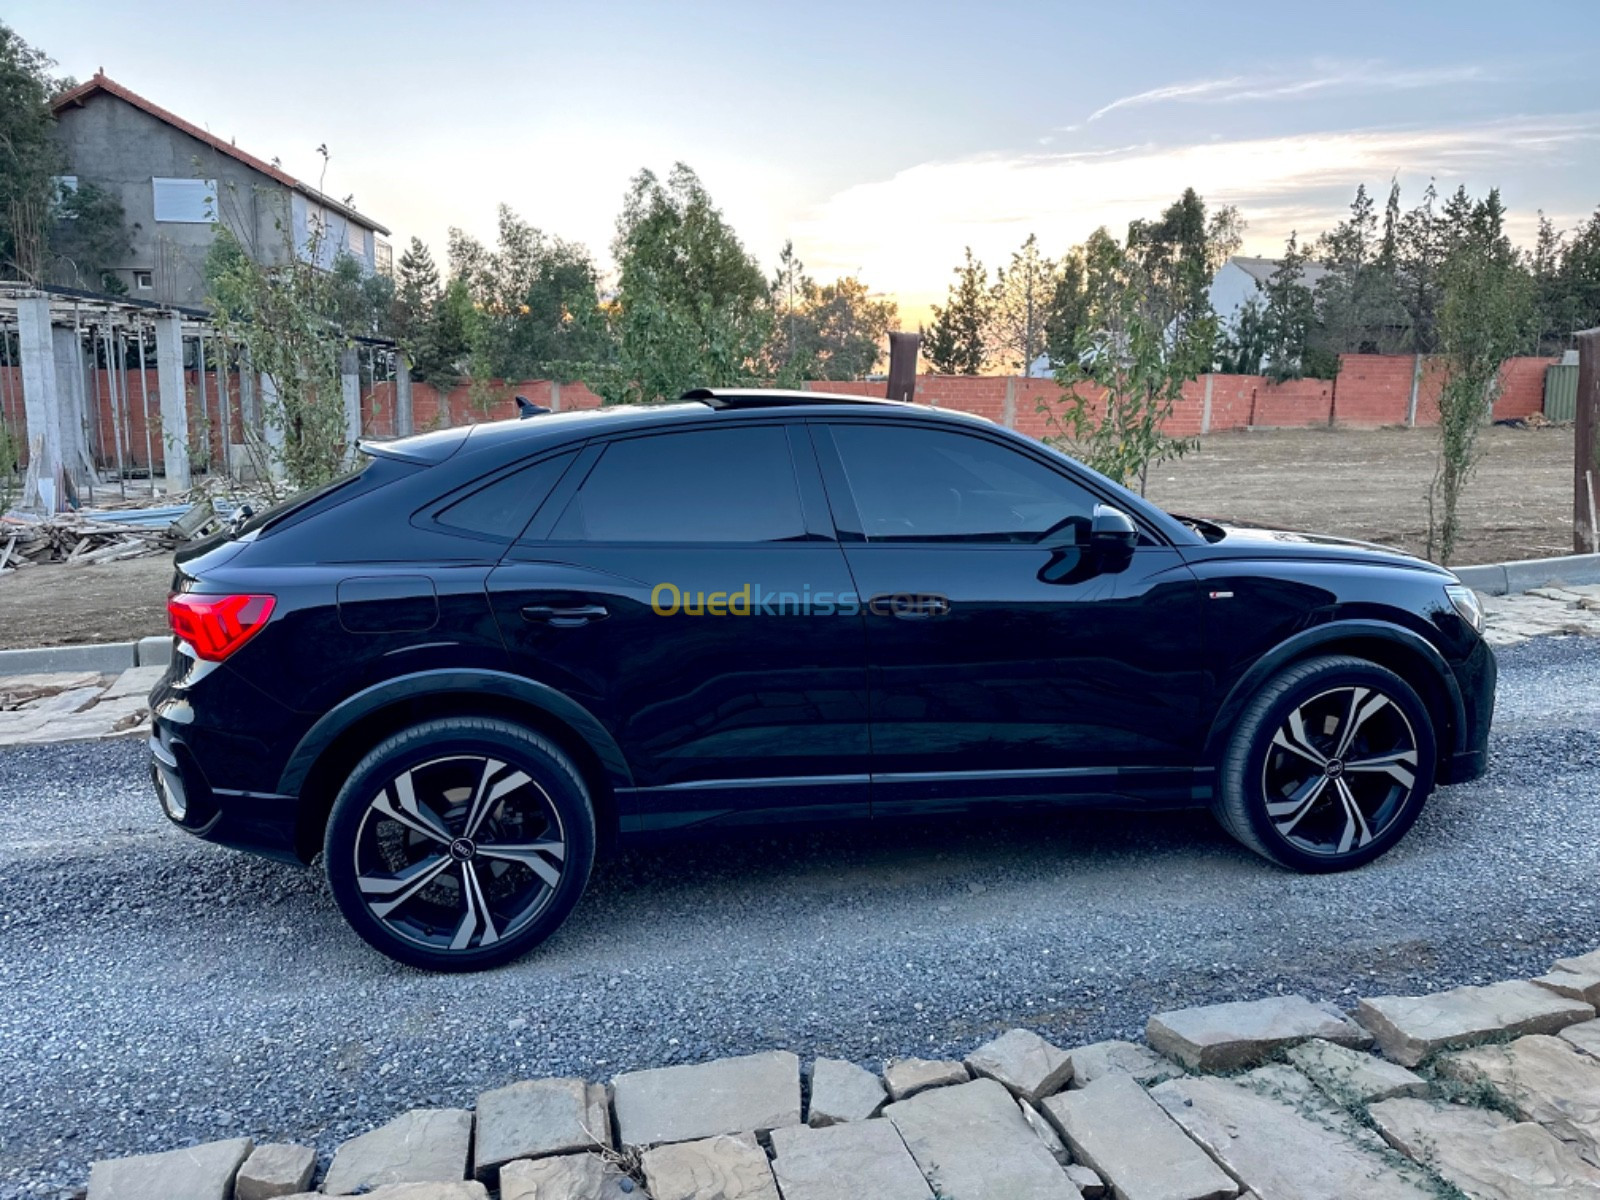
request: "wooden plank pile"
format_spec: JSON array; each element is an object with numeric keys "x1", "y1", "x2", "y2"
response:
[{"x1": 0, "y1": 500, "x2": 215, "y2": 574}]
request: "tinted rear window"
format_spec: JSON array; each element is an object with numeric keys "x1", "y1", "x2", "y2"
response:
[
  {"x1": 550, "y1": 427, "x2": 805, "y2": 543},
  {"x1": 436, "y1": 453, "x2": 576, "y2": 540}
]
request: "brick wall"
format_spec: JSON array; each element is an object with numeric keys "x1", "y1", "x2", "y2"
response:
[{"x1": 43, "y1": 353, "x2": 1563, "y2": 474}]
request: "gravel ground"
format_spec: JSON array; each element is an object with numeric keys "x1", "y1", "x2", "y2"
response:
[{"x1": 1, "y1": 636, "x2": 1598, "y2": 1197}]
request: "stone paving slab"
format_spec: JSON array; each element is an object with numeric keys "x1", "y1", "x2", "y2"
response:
[
  {"x1": 1480, "y1": 590, "x2": 1600, "y2": 646},
  {"x1": 1146, "y1": 994, "x2": 1370, "y2": 1071},
  {"x1": 882, "y1": 1057, "x2": 969, "y2": 1101},
  {"x1": 613, "y1": 1050, "x2": 801, "y2": 1149},
  {"x1": 642, "y1": 1132, "x2": 778, "y2": 1200},
  {"x1": 1285, "y1": 1037, "x2": 1428, "y2": 1104},
  {"x1": 235, "y1": 1141, "x2": 315, "y2": 1200},
  {"x1": 963, "y1": 1028, "x2": 1074, "y2": 1103},
  {"x1": 1043, "y1": 1072, "x2": 1237, "y2": 1200},
  {"x1": 281, "y1": 1186, "x2": 489, "y2": 1200},
  {"x1": 1016, "y1": 1097, "x2": 1069, "y2": 1166},
  {"x1": 87, "y1": 1136, "x2": 253, "y2": 1200},
  {"x1": 1438, "y1": 1034, "x2": 1600, "y2": 1165},
  {"x1": 770, "y1": 1119, "x2": 933, "y2": 1200},
  {"x1": 498, "y1": 1154, "x2": 632, "y2": 1200},
  {"x1": 1562, "y1": 1018, "x2": 1600, "y2": 1061},
  {"x1": 1369, "y1": 1096, "x2": 1600, "y2": 1200},
  {"x1": 1152, "y1": 1067, "x2": 1436, "y2": 1200},
  {"x1": 806, "y1": 1057, "x2": 886, "y2": 1126},
  {"x1": 321, "y1": 1108, "x2": 473, "y2": 1195},
  {"x1": 1063, "y1": 1040, "x2": 1180, "y2": 1087},
  {"x1": 1356, "y1": 980, "x2": 1596, "y2": 1066},
  {"x1": 886, "y1": 1077, "x2": 1081, "y2": 1200},
  {"x1": 473, "y1": 1076, "x2": 611, "y2": 1180}
]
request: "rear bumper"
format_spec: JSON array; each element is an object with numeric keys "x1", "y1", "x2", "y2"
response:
[{"x1": 150, "y1": 720, "x2": 305, "y2": 864}]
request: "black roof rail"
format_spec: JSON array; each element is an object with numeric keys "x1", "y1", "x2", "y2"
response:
[{"x1": 681, "y1": 387, "x2": 901, "y2": 410}]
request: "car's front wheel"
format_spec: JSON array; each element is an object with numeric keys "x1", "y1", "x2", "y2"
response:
[
  {"x1": 1213, "y1": 655, "x2": 1437, "y2": 872},
  {"x1": 324, "y1": 717, "x2": 596, "y2": 971}
]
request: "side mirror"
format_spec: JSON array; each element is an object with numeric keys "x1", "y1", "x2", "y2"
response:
[{"x1": 1090, "y1": 504, "x2": 1139, "y2": 551}]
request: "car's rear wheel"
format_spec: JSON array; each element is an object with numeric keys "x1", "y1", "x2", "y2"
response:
[
  {"x1": 324, "y1": 717, "x2": 595, "y2": 971},
  {"x1": 1213, "y1": 655, "x2": 1437, "y2": 872}
]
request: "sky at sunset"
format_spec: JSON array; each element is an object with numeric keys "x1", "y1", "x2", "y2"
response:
[{"x1": 12, "y1": 0, "x2": 1600, "y2": 323}]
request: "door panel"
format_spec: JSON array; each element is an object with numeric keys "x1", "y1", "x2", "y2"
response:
[
  {"x1": 487, "y1": 423, "x2": 870, "y2": 832},
  {"x1": 814, "y1": 421, "x2": 1207, "y2": 814}
]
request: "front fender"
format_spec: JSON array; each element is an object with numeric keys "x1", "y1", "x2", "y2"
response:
[
  {"x1": 275, "y1": 668, "x2": 633, "y2": 795},
  {"x1": 1202, "y1": 619, "x2": 1468, "y2": 761}
]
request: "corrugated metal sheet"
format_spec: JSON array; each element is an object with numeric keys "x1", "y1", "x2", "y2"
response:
[{"x1": 1546, "y1": 364, "x2": 1579, "y2": 421}]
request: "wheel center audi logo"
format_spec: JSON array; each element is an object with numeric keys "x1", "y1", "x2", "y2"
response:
[{"x1": 448, "y1": 837, "x2": 477, "y2": 862}]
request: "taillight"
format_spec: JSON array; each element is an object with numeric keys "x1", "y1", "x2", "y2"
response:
[{"x1": 167, "y1": 593, "x2": 277, "y2": 662}]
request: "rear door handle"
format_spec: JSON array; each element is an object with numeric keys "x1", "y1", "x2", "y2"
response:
[{"x1": 521, "y1": 604, "x2": 609, "y2": 628}]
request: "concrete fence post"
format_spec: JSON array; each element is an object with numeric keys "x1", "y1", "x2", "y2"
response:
[
  {"x1": 258, "y1": 372, "x2": 286, "y2": 481},
  {"x1": 1406, "y1": 354, "x2": 1423, "y2": 427},
  {"x1": 395, "y1": 356, "x2": 414, "y2": 436},
  {"x1": 17, "y1": 296, "x2": 63, "y2": 511},
  {"x1": 1201, "y1": 374, "x2": 1215, "y2": 435},
  {"x1": 50, "y1": 325, "x2": 92, "y2": 484},
  {"x1": 153, "y1": 314, "x2": 189, "y2": 493},
  {"x1": 340, "y1": 348, "x2": 360, "y2": 456},
  {"x1": 550, "y1": 379, "x2": 562, "y2": 413},
  {"x1": 1002, "y1": 377, "x2": 1017, "y2": 429}
]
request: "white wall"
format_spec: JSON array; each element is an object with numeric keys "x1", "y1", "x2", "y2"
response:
[{"x1": 1208, "y1": 261, "x2": 1263, "y2": 333}]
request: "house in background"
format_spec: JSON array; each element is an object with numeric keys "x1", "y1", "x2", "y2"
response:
[
  {"x1": 49, "y1": 72, "x2": 390, "y2": 307},
  {"x1": 1208, "y1": 255, "x2": 1330, "y2": 334}
]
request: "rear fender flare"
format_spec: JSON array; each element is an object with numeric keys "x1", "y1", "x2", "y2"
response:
[{"x1": 275, "y1": 668, "x2": 632, "y2": 796}]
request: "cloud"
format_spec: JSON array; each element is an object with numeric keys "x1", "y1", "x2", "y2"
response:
[
  {"x1": 788, "y1": 115, "x2": 1599, "y2": 322},
  {"x1": 1086, "y1": 62, "x2": 1492, "y2": 123}
]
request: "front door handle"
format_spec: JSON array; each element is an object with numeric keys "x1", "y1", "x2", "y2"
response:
[
  {"x1": 871, "y1": 595, "x2": 951, "y2": 620},
  {"x1": 521, "y1": 604, "x2": 609, "y2": 628}
]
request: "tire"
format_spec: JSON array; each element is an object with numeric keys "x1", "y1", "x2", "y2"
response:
[
  {"x1": 324, "y1": 717, "x2": 596, "y2": 971},
  {"x1": 1213, "y1": 655, "x2": 1437, "y2": 873}
]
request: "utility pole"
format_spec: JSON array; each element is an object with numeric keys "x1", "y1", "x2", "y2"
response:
[{"x1": 1577, "y1": 328, "x2": 1599, "y2": 554}]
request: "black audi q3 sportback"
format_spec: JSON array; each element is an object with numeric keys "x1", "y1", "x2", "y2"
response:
[{"x1": 151, "y1": 390, "x2": 1495, "y2": 970}]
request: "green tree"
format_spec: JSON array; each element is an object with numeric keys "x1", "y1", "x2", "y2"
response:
[
  {"x1": 1313, "y1": 184, "x2": 1407, "y2": 357},
  {"x1": 46, "y1": 181, "x2": 132, "y2": 294},
  {"x1": 0, "y1": 22, "x2": 68, "y2": 280},
  {"x1": 1259, "y1": 233, "x2": 1322, "y2": 381},
  {"x1": 1554, "y1": 206, "x2": 1600, "y2": 343},
  {"x1": 449, "y1": 206, "x2": 609, "y2": 382},
  {"x1": 1215, "y1": 296, "x2": 1268, "y2": 374},
  {"x1": 800, "y1": 275, "x2": 896, "y2": 380},
  {"x1": 767, "y1": 240, "x2": 813, "y2": 380},
  {"x1": 1043, "y1": 246, "x2": 1087, "y2": 368},
  {"x1": 989, "y1": 233, "x2": 1058, "y2": 375},
  {"x1": 1044, "y1": 227, "x2": 1211, "y2": 494},
  {"x1": 922, "y1": 247, "x2": 990, "y2": 374},
  {"x1": 589, "y1": 163, "x2": 772, "y2": 404},
  {"x1": 1427, "y1": 192, "x2": 1534, "y2": 564},
  {"x1": 392, "y1": 236, "x2": 461, "y2": 380},
  {"x1": 205, "y1": 225, "x2": 355, "y2": 488}
]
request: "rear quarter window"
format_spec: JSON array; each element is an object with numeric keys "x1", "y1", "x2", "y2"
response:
[{"x1": 434, "y1": 452, "x2": 576, "y2": 541}]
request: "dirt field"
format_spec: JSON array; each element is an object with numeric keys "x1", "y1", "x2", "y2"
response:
[
  {"x1": 0, "y1": 425, "x2": 1578, "y2": 649},
  {"x1": 0, "y1": 555, "x2": 173, "y2": 651},
  {"x1": 1145, "y1": 424, "x2": 1576, "y2": 567}
]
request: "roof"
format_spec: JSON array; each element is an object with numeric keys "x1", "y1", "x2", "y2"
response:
[
  {"x1": 51, "y1": 72, "x2": 389, "y2": 236},
  {"x1": 1224, "y1": 255, "x2": 1331, "y2": 289}
]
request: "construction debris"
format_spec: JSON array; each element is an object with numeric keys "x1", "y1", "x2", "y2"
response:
[{"x1": 0, "y1": 509, "x2": 195, "y2": 572}]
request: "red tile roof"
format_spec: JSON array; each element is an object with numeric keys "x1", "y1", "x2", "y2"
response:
[{"x1": 52, "y1": 72, "x2": 390, "y2": 236}]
